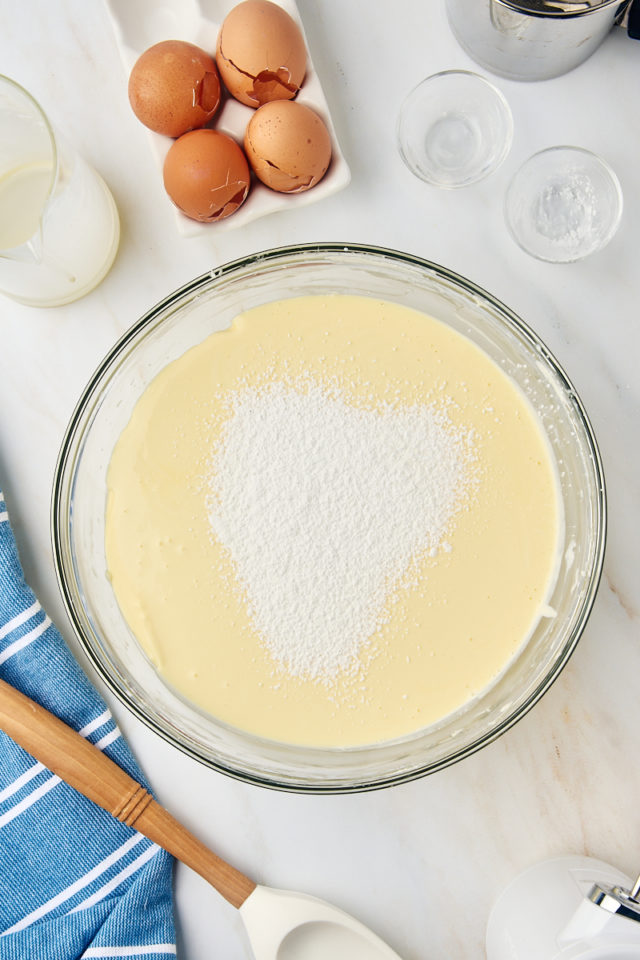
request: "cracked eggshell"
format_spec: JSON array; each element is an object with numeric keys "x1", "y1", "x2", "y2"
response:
[
  {"x1": 244, "y1": 100, "x2": 332, "y2": 193},
  {"x1": 128, "y1": 40, "x2": 221, "y2": 138},
  {"x1": 163, "y1": 129, "x2": 250, "y2": 221},
  {"x1": 216, "y1": 0, "x2": 306, "y2": 108}
]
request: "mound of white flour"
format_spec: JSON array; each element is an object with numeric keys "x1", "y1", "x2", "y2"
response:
[{"x1": 207, "y1": 380, "x2": 476, "y2": 682}]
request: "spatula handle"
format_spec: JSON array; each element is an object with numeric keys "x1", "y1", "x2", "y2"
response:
[{"x1": 0, "y1": 677, "x2": 256, "y2": 909}]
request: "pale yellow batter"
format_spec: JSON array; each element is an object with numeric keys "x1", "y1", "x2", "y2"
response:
[{"x1": 105, "y1": 296, "x2": 561, "y2": 747}]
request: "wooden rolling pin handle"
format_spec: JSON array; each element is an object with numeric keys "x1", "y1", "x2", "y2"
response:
[
  {"x1": 0, "y1": 677, "x2": 256, "y2": 909},
  {"x1": 112, "y1": 783, "x2": 153, "y2": 827}
]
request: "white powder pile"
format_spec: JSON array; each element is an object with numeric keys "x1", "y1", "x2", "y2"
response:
[
  {"x1": 207, "y1": 379, "x2": 476, "y2": 683},
  {"x1": 534, "y1": 172, "x2": 599, "y2": 254}
]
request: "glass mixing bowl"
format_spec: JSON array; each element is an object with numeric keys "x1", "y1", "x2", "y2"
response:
[{"x1": 52, "y1": 244, "x2": 606, "y2": 793}]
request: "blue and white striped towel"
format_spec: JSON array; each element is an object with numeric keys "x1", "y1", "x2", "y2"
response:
[{"x1": 0, "y1": 487, "x2": 177, "y2": 959}]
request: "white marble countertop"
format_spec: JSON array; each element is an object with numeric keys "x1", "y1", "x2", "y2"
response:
[{"x1": 2, "y1": 2, "x2": 640, "y2": 958}]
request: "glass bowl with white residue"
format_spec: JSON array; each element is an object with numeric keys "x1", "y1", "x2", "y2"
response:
[
  {"x1": 505, "y1": 146, "x2": 623, "y2": 263},
  {"x1": 52, "y1": 243, "x2": 605, "y2": 793}
]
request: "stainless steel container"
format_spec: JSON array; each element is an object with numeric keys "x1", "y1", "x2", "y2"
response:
[{"x1": 446, "y1": 0, "x2": 630, "y2": 81}]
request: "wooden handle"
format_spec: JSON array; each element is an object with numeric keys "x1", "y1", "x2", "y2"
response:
[{"x1": 0, "y1": 677, "x2": 256, "y2": 909}]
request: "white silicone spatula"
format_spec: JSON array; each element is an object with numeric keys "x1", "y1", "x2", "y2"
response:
[{"x1": 0, "y1": 678, "x2": 402, "y2": 960}]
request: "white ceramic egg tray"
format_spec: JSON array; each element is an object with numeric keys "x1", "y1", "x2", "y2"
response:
[{"x1": 105, "y1": 0, "x2": 351, "y2": 237}]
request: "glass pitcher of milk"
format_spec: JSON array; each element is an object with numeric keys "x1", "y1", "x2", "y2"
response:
[{"x1": 0, "y1": 75, "x2": 120, "y2": 307}]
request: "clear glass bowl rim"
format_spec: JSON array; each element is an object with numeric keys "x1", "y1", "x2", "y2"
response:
[{"x1": 51, "y1": 242, "x2": 607, "y2": 794}]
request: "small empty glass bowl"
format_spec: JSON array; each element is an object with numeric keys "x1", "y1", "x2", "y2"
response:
[
  {"x1": 505, "y1": 146, "x2": 623, "y2": 263},
  {"x1": 397, "y1": 70, "x2": 513, "y2": 188}
]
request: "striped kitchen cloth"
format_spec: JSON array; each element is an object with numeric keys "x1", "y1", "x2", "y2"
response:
[{"x1": 0, "y1": 487, "x2": 177, "y2": 959}]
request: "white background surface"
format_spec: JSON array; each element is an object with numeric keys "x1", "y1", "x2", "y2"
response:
[{"x1": 1, "y1": 2, "x2": 640, "y2": 958}]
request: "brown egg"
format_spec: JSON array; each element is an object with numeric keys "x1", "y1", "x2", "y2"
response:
[
  {"x1": 129, "y1": 40, "x2": 221, "y2": 137},
  {"x1": 244, "y1": 101, "x2": 332, "y2": 193},
  {"x1": 163, "y1": 129, "x2": 250, "y2": 221},
  {"x1": 216, "y1": 0, "x2": 306, "y2": 108}
]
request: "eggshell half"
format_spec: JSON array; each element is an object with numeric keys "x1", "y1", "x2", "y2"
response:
[
  {"x1": 216, "y1": 0, "x2": 306, "y2": 108},
  {"x1": 129, "y1": 40, "x2": 221, "y2": 137},
  {"x1": 163, "y1": 129, "x2": 250, "y2": 221},
  {"x1": 244, "y1": 100, "x2": 332, "y2": 193}
]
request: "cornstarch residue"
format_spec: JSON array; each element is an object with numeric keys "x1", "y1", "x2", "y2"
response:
[
  {"x1": 534, "y1": 172, "x2": 597, "y2": 248},
  {"x1": 207, "y1": 378, "x2": 477, "y2": 683}
]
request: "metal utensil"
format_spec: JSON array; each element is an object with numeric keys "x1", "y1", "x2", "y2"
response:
[
  {"x1": 446, "y1": 0, "x2": 638, "y2": 82},
  {"x1": 0, "y1": 678, "x2": 402, "y2": 960}
]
